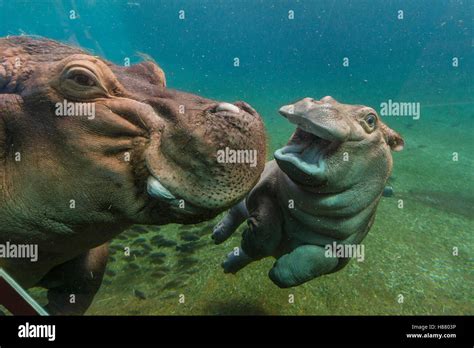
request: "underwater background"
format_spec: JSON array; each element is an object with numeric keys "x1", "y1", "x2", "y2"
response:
[{"x1": 0, "y1": 0, "x2": 472, "y2": 315}]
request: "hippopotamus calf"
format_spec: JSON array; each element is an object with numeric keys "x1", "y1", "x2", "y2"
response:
[
  {"x1": 213, "y1": 96, "x2": 404, "y2": 288},
  {"x1": 0, "y1": 37, "x2": 265, "y2": 314}
]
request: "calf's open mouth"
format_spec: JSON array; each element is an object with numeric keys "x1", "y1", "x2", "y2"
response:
[{"x1": 274, "y1": 129, "x2": 332, "y2": 176}]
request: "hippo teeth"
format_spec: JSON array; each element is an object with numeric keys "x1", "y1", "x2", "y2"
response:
[
  {"x1": 147, "y1": 176, "x2": 176, "y2": 200},
  {"x1": 216, "y1": 102, "x2": 240, "y2": 114}
]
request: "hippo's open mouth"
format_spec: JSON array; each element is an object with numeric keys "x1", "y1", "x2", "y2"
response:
[
  {"x1": 274, "y1": 101, "x2": 349, "y2": 182},
  {"x1": 274, "y1": 129, "x2": 332, "y2": 176},
  {"x1": 273, "y1": 102, "x2": 348, "y2": 184}
]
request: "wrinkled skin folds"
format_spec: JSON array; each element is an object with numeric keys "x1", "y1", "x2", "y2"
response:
[{"x1": 0, "y1": 37, "x2": 266, "y2": 314}]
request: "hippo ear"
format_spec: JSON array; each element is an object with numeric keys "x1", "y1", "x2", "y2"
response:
[
  {"x1": 128, "y1": 60, "x2": 166, "y2": 88},
  {"x1": 385, "y1": 126, "x2": 404, "y2": 152}
]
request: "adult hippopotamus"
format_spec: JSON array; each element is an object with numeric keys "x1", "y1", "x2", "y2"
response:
[
  {"x1": 212, "y1": 96, "x2": 404, "y2": 288},
  {"x1": 0, "y1": 36, "x2": 266, "y2": 314}
]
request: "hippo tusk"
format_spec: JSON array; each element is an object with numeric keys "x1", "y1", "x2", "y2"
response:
[{"x1": 147, "y1": 176, "x2": 176, "y2": 200}]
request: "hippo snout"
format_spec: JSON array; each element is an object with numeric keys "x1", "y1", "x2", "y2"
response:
[
  {"x1": 279, "y1": 98, "x2": 351, "y2": 142},
  {"x1": 144, "y1": 92, "x2": 266, "y2": 218}
]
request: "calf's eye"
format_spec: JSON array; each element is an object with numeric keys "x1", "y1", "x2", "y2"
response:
[{"x1": 365, "y1": 114, "x2": 376, "y2": 128}]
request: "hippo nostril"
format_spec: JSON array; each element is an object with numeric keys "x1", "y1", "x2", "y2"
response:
[
  {"x1": 234, "y1": 101, "x2": 258, "y2": 116},
  {"x1": 278, "y1": 105, "x2": 293, "y2": 117},
  {"x1": 216, "y1": 102, "x2": 240, "y2": 114}
]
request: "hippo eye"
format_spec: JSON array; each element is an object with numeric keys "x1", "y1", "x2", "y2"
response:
[
  {"x1": 68, "y1": 71, "x2": 97, "y2": 87},
  {"x1": 59, "y1": 65, "x2": 107, "y2": 99},
  {"x1": 63, "y1": 67, "x2": 101, "y2": 90},
  {"x1": 365, "y1": 114, "x2": 377, "y2": 128}
]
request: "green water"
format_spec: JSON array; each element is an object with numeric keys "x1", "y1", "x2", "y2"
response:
[
  {"x1": 1, "y1": 0, "x2": 472, "y2": 314},
  {"x1": 91, "y1": 104, "x2": 474, "y2": 315},
  {"x1": 27, "y1": 102, "x2": 472, "y2": 315}
]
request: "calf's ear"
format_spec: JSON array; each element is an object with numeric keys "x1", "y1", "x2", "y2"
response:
[
  {"x1": 380, "y1": 122, "x2": 404, "y2": 152},
  {"x1": 387, "y1": 128, "x2": 404, "y2": 152}
]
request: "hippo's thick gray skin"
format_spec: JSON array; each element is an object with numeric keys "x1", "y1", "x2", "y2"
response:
[
  {"x1": 212, "y1": 96, "x2": 404, "y2": 288},
  {"x1": 0, "y1": 37, "x2": 266, "y2": 314}
]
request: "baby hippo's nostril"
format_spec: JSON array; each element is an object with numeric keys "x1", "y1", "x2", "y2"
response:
[
  {"x1": 279, "y1": 104, "x2": 294, "y2": 117},
  {"x1": 216, "y1": 102, "x2": 240, "y2": 114}
]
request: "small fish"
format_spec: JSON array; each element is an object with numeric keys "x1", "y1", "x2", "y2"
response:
[
  {"x1": 133, "y1": 289, "x2": 146, "y2": 300},
  {"x1": 383, "y1": 186, "x2": 394, "y2": 197}
]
